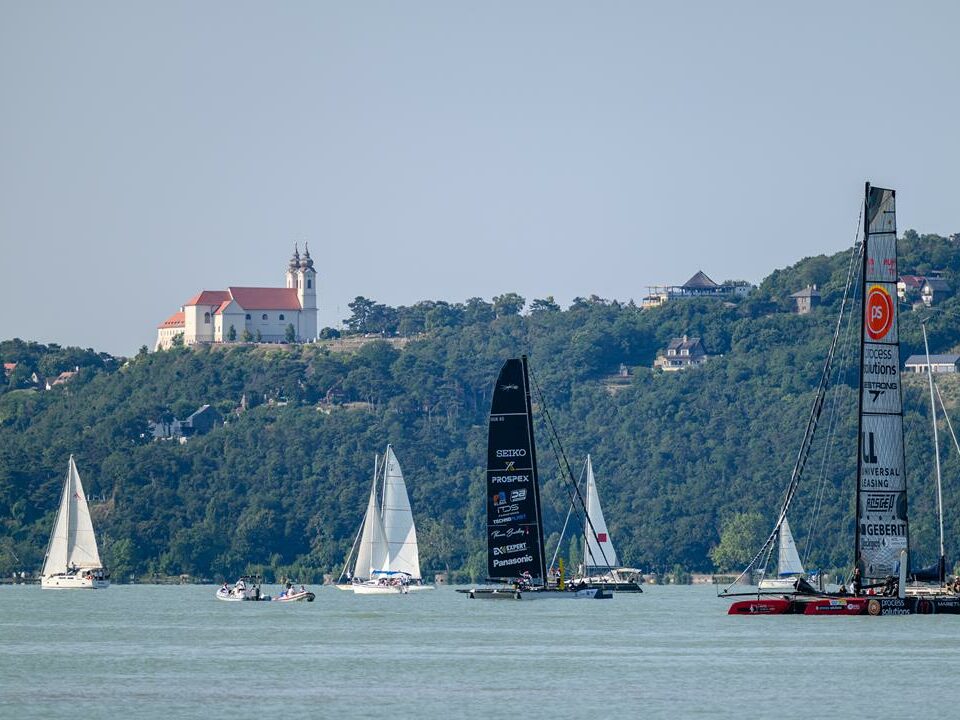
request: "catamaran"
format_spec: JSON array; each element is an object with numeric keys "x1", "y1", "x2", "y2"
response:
[
  {"x1": 40, "y1": 456, "x2": 110, "y2": 589},
  {"x1": 465, "y1": 357, "x2": 611, "y2": 600},
  {"x1": 724, "y1": 183, "x2": 960, "y2": 616},
  {"x1": 337, "y1": 446, "x2": 431, "y2": 594},
  {"x1": 566, "y1": 455, "x2": 643, "y2": 593}
]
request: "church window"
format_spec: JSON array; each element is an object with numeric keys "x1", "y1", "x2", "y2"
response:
[
  {"x1": 262, "y1": 314, "x2": 268, "y2": 321},
  {"x1": 307, "y1": 278, "x2": 312, "y2": 289},
  {"x1": 204, "y1": 312, "x2": 211, "y2": 324},
  {"x1": 279, "y1": 314, "x2": 285, "y2": 321},
  {"x1": 245, "y1": 314, "x2": 251, "y2": 320}
]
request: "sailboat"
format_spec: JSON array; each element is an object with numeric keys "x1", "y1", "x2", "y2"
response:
[
  {"x1": 756, "y1": 519, "x2": 805, "y2": 591},
  {"x1": 339, "y1": 446, "x2": 430, "y2": 595},
  {"x1": 569, "y1": 455, "x2": 643, "y2": 592},
  {"x1": 726, "y1": 183, "x2": 960, "y2": 615},
  {"x1": 40, "y1": 456, "x2": 110, "y2": 589},
  {"x1": 465, "y1": 356, "x2": 611, "y2": 600}
]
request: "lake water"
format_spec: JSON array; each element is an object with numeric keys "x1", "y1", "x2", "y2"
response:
[{"x1": 1, "y1": 583, "x2": 956, "y2": 719}]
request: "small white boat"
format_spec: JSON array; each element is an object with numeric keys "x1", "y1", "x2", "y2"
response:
[
  {"x1": 216, "y1": 575, "x2": 270, "y2": 602},
  {"x1": 272, "y1": 584, "x2": 315, "y2": 602},
  {"x1": 40, "y1": 456, "x2": 110, "y2": 590}
]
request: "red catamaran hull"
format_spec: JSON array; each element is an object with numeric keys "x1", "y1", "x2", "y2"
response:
[{"x1": 729, "y1": 595, "x2": 960, "y2": 616}]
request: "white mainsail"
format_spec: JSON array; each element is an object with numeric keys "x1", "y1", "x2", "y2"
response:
[
  {"x1": 583, "y1": 455, "x2": 619, "y2": 569},
  {"x1": 380, "y1": 445, "x2": 421, "y2": 579},
  {"x1": 42, "y1": 456, "x2": 102, "y2": 577},
  {"x1": 353, "y1": 465, "x2": 389, "y2": 579},
  {"x1": 776, "y1": 519, "x2": 804, "y2": 577}
]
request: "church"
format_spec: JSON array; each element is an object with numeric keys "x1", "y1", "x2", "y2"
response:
[{"x1": 156, "y1": 246, "x2": 318, "y2": 350}]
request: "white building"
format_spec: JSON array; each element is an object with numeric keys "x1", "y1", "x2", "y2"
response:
[
  {"x1": 904, "y1": 354, "x2": 960, "y2": 374},
  {"x1": 156, "y1": 246, "x2": 318, "y2": 350}
]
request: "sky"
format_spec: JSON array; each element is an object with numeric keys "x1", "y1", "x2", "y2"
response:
[{"x1": 1, "y1": 1, "x2": 958, "y2": 356}]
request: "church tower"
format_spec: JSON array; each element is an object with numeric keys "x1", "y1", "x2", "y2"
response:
[
  {"x1": 285, "y1": 245, "x2": 300, "y2": 289},
  {"x1": 297, "y1": 243, "x2": 318, "y2": 339}
]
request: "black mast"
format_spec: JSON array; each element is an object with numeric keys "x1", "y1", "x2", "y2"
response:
[{"x1": 854, "y1": 181, "x2": 869, "y2": 581}]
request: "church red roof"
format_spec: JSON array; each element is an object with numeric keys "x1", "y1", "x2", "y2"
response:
[
  {"x1": 227, "y1": 287, "x2": 301, "y2": 310},
  {"x1": 158, "y1": 311, "x2": 185, "y2": 329},
  {"x1": 185, "y1": 290, "x2": 232, "y2": 306}
]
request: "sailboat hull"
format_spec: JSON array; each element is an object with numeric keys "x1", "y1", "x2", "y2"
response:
[
  {"x1": 352, "y1": 584, "x2": 408, "y2": 595},
  {"x1": 41, "y1": 575, "x2": 109, "y2": 590}
]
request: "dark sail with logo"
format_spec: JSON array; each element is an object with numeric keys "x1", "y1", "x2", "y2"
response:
[
  {"x1": 855, "y1": 184, "x2": 908, "y2": 583},
  {"x1": 486, "y1": 356, "x2": 547, "y2": 582}
]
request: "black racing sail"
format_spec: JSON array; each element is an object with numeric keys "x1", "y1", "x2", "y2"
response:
[
  {"x1": 855, "y1": 183, "x2": 909, "y2": 583},
  {"x1": 486, "y1": 356, "x2": 548, "y2": 583}
]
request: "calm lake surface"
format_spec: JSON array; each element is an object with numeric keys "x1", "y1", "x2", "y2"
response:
[{"x1": 1, "y1": 583, "x2": 956, "y2": 719}]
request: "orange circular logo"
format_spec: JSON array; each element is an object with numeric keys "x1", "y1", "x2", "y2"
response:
[{"x1": 866, "y1": 286, "x2": 894, "y2": 340}]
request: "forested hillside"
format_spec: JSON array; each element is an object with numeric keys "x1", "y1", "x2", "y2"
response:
[{"x1": 3, "y1": 230, "x2": 960, "y2": 582}]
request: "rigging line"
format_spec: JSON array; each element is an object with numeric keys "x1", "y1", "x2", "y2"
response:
[
  {"x1": 548, "y1": 458, "x2": 588, "y2": 572},
  {"x1": 528, "y1": 368, "x2": 614, "y2": 571},
  {"x1": 802, "y1": 247, "x2": 861, "y2": 563},
  {"x1": 934, "y1": 380, "x2": 960, "y2": 460},
  {"x1": 724, "y1": 213, "x2": 863, "y2": 593}
]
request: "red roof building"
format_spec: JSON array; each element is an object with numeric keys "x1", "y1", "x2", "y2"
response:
[{"x1": 155, "y1": 247, "x2": 318, "y2": 350}]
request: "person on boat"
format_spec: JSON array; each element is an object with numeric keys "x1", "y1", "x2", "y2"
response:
[{"x1": 851, "y1": 567, "x2": 862, "y2": 597}]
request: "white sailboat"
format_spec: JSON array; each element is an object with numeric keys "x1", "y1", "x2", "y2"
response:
[
  {"x1": 344, "y1": 447, "x2": 429, "y2": 594},
  {"x1": 40, "y1": 456, "x2": 110, "y2": 589},
  {"x1": 573, "y1": 455, "x2": 643, "y2": 592},
  {"x1": 757, "y1": 519, "x2": 805, "y2": 590}
]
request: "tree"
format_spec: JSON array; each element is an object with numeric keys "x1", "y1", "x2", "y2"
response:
[
  {"x1": 241, "y1": 329, "x2": 253, "y2": 342},
  {"x1": 255, "y1": 329, "x2": 263, "y2": 343},
  {"x1": 136, "y1": 345, "x2": 149, "y2": 359},
  {"x1": 170, "y1": 333, "x2": 184, "y2": 348},
  {"x1": 709, "y1": 512, "x2": 767, "y2": 572},
  {"x1": 285, "y1": 324, "x2": 296, "y2": 343},
  {"x1": 227, "y1": 325, "x2": 237, "y2": 342},
  {"x1": 318, "y1": 327, "x2": 341, "y2": 340},
  {"x1": 530, "y1": 296, "x2": 561, "y2": 314},
  {"x1": 345, "y1": 296, "x2": 377, "y2": 333},
  {"x1": 493, "y1": 292, "x2": 526, "y2": 317}
]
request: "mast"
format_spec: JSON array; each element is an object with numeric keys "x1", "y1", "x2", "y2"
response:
[
  {"x1": 520, "y1": 356, "x2": 548, "y2": 583},
  {"x1": 921, "y1": 321, "x2": 946, "y2": 581},
  {"x1": 855, "y1": 183, "x2": 907, "y2": 583}
]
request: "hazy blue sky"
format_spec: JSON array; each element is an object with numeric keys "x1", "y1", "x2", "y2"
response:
[{"x1": 1, "y1": 1, "x2": 957, "y2": 355}]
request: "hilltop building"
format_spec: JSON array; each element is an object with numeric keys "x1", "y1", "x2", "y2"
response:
[
  {"x1": 156, "y1": 246, "x2": 318, "y2": 350},
  {"x1": 642, "y1": 271, "x2": 752, "y2": 309},
  {"x1": 653, "y1": 335, "x2": 710, "y2": 371}
]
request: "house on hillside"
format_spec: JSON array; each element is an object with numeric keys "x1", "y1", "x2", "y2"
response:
[
  {"x1": 45, "y1": 369, "x2": 78, "y2": 390},
  {"x1": 922, "y1": 277, "x2": 952, "y2": 307},
  {"x1": 790, "y1": 285, "x2": 821, "y2": 315},
  {"x1": 904, "y1": 354, "x2": 960, "y2": 374},
  {"x1": 654, "y1": 335, "x2": 710, "y2": 371},
  {"x1": 150, "y1": 404, "x2": 222, "y2": 441},
  {"x1": 897, "y1": 275, "x2": 925, "y2": 302}
]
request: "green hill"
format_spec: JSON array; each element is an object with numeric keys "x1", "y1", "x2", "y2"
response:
[{"x1": 3, "y1": 230, "x2": 960, "y2": 582}]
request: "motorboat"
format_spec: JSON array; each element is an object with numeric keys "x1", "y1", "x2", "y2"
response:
[{"x1": 216, "y1": 575, "x2": 271, "y2": 602}]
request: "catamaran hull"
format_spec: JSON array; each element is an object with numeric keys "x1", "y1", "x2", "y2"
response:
[
  {"x1": 40, "y1": 575, "x2": 109, "y2": 590},
  {"x1": 466, "y1": 587, "x2": 612, "y2": 600},
  {"x1": 729, "y1": 595, "x2": 960, "y2": 615}
]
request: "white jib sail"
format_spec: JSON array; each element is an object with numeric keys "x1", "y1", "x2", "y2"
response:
[
  {"x1": 583, "y1": 455, "x2": 619, "y2": 569},
  {"x1": 380, "y1": 445, "x2": 421, "y2": 579},
  {"x1": 354, "y1": 468, "x2": 389, "y2": 579},
  {"x1": 42, "y1": 456, "x2": 102, "y2": 577},
  {"x1": 776, "y1": 518, "x2": 804, "y2": 577}
]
